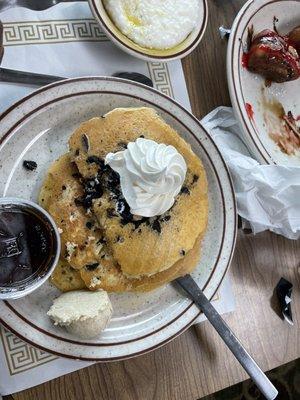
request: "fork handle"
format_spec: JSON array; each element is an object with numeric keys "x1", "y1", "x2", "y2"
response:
[
  {"x1": 0, "y1": 67, "x2": 64, "y2": 85},
  {"x1": 176, "y1": 275, "x2": 278, "y2": 400}
]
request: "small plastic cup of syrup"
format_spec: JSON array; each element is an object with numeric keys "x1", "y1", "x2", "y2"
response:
[{"x1": 0, "y1": 197, "x2": 60, "y2": 299}]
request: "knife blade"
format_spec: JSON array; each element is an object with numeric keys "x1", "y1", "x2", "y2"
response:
[
  {"x1": 0, "y1": 0, "x2": 85, "y2": 13},
  {"x1": 0, "y1": 68, "x2": 154, "y2": 87},
  {"x1": 0, "y1": 67, "x2": 64, "y2": 85},
  {"x1": 175, "y1": 275, "x2": 278, "y2": 400}
]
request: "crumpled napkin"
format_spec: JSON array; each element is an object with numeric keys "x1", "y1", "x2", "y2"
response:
[{"x1": 201, "y1": 106, "x2": 300, "y2": 240}]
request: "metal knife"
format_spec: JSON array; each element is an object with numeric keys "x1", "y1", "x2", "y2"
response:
[
  {"x1": 0, "y1": 68, "x2": 154, "y2": 87},
  {"x1": 0, "y1": 67, "x2": 65, "y2": 85},
  {"x1": 0, "y1": 0, "x2": 85, "y2": 13},
  {"x1": 175, "y1": 275, "x2": 278, "y2": 400}
]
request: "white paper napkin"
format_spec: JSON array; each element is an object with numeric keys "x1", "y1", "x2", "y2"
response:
[
  {"x1": 202, "y1": 106, "x2": 300, "y2": 240},
  {"x1": 0, "y1": 2, "x2": 235, "y2": 395}
]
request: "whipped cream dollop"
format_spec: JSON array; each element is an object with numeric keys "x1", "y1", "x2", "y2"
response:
[{"x1": 105, "y1": 138, "x2": 187, "y2": 217}]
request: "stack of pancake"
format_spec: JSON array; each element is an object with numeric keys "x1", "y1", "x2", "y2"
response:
[{"x1": 39, "y1": 107, "x2": 208, "y2": 292}]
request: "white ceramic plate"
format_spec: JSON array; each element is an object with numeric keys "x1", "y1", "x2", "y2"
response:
[
  {"x1": 227, "y1": 0, "x2": 300, "y2": 166},
  {"x1": 88, "y1": 0, "x2": 208, "y2": 62},
  {"x1": 0, "y1": 77, "x2": 236, "y2": 361}
]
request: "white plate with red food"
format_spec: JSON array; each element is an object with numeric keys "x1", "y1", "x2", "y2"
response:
[
  {"x1": 227, "y1": 0, "x2": 300, "y2": 166},
  {"x1": 0, "y1": 77, "x2": 236, "y2": 361}
]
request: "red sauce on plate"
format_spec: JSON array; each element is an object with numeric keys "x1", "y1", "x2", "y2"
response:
[
  {"x1": 245, "y1": 103, "x2": 254, "y2": 121},
  {"x1": 242, "y1": 52, "x2": 250, "y2": 68}
]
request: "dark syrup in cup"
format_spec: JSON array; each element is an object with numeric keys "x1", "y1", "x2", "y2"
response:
[{"x1": 0, "y1": 199, "x2": 60, "y2": 298}]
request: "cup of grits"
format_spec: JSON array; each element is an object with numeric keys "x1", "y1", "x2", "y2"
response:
[{"x1": 88, "y1": 0, "x2": 208, "y2": 62}]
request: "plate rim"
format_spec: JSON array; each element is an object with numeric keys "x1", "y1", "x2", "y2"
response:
[{"x1": 0, "y1": 76, "x2": 237, "y2": 361}]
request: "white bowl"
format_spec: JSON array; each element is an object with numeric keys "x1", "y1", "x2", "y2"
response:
[{"x1": 88, "y1": 0, "x2": 208, "y2": 62}]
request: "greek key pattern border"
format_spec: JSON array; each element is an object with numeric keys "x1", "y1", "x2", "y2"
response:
[
  {"x1": 2, "y1": 19, "x2": 174, "y2": 98},
  {"x1": 147, "y1": 62, "x2": 174, "y2": 98},
  {"x1": 0, "y1": 325, "x2": 57, "y2": 375},
  {"x1": 3, "y1": 19, "x2": 107, "y2": 45},
  {"x1": 0, "y1": 290, "x2": 219, "y2": 376}
]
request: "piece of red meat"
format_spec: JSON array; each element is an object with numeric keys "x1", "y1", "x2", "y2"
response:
[{"x1": 245, "y1": 29, "x2": 300, "y2": 83}]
